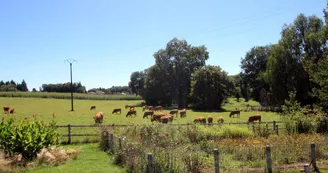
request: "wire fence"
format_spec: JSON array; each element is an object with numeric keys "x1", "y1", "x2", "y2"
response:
[{"x1": 100, "y1": 130, "x2": 326, "y2": 173}]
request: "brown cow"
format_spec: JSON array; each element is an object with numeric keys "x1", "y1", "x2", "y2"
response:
[
  {"x1": 126, "y1": 110, "x2": 137, "y2": 117},
  {"x1": 142, "y1": 105, "x2": 148, "y2": 112},
  {"x1": 194, "y1": 117, "x2": 206, "y2": 124},
  {"x1": 180, "y1": 109, "x2": 187, "y2": 118},
  {"x1": 151, "y1": 112, "x2": 166, "y2": 122},
  {"x1": 160, "y1": 114, "x2": 173, "y2": 124},
  {"x1": 229, "y1": 110, "x2": 240, "y2": 118},
  {"x1": 112, "y1": 108, "x2": 121, "y2": 114},
  {"x1": 169, "y1": 109, "x2": 179, "y2": 117},
  {"x1": 125, "y1": 105, "x2": 134, "y2": 109},
  {"x1": 143, "y1": 111, "x2": 154, "y2": 118},
  {"x1": 148, "y1": 106, "x2": 154, "y2": 111},
  {"x1": 9, "y1": 108, "x2": 15, "y2": 114},
  {"x1": 217, "y1": 116, "x2": 224, "y2": 123},
  {"x1": 207, "y1": 116, "x2": 213, "y2": 124},
  {"x1": 94, "y1": 112, "x2": 103, "y2": 124},
  {"x1": 3, "y1": 106, "x2": 10, "y2": 114},
  {"x1": 90, "y1": 106, "x2": 96, "y2": 110},
  {"x1": 154, "y1": 106, "x2": 162, "y2": 112},
  {"x1": 248, "y1": 114, "x2": 261, "y2": 123}
]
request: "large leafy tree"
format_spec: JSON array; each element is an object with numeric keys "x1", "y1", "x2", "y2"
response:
[
  {"x1": 153, "y1": 38, "x2": 209, "y2": 108},
  {"x1": 128, "y1": 71, "x2": 145, "y2": 96},
  {"x1": 240, "y1": 46, "x2": 271, "y2": 102},
  {"x1": 264, "y1": 14, "x2": 324, "y2": 106},
  {"x1": 191, "y1": 65, "x2": 234, "y2": 110}
]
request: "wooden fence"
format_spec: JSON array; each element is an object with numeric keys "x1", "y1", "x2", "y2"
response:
[{"x1": 54, "y1": 121, "x2": 284, "y2": 144}]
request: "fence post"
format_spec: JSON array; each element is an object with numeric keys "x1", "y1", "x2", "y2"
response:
[
  {"x1": 214, "y1": 149, "x2": 220, "y2": 173},
  {"x1": 68, "y1": 124, "x2": 71, "y2": 144},
  {"x1": 275, "y1": 125, "x2": 278, "y2": 135},
  {"x1": 148, "y1": 153, "x2": 153, "y2": 173},
  {"x1": 304, "y1": 164, "x2": 311, "y2": 173},
  {"x1": 119, "y1": 137, "x2": 122, "y2": 150},
  {"x1": 311, "y1": 143, "x2": 317, "y2": 171},
  {"x1": 266, "y1": 145, "x2": 273, "y2": 173},
  {"x1": 109, "y1": 133, "x2": 114, "y2": 154},
  {"x1": 273, "y1": 121, "x2": 276, "y2": 130}
]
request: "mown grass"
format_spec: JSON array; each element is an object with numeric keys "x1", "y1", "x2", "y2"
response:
[
  {"x1": 21, "y1": 143, "x2": 125, "y2": 173},
  {"x1": 0, "y1": 92, "x2": 142, "y2": 100}
]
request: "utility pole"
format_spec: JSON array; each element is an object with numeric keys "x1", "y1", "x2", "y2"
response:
[{"x1": 65, "y1": 59, "x2": 77, "y2": 111}]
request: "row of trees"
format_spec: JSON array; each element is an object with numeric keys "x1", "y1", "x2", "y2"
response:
[
  {"x1": 0, "y1": 80, "x2": 28, "y2": 92},
  {"x1": 129, "y1": 38, "x2": 234, "y2": 109},
  {"x1": 129, "y1": 3, "x2": 328, "y2": 111},
  {"x1": 87, "y1": 86, "x2": 131, "y2": 94},
  {"x1": 40, "y1": 82, "x2": 86, "y2": 93},
  {"x1": 237, "y1": 4, "x2": 328, "y2": 110}
]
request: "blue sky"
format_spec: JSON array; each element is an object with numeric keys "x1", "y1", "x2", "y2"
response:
[{"x1": 0, "y1": 0, "x2": 326, "y2": 91}]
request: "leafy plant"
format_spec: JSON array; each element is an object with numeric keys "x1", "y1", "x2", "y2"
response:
[{"x1": 0, "y1": 116, "x2": 60, "y2": 164}]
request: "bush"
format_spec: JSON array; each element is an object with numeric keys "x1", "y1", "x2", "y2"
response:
[{"x1": 0, "y1": 117, "x2": 60, "y2": 164}]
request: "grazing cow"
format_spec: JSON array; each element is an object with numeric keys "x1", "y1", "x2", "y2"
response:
[
  {"x1": 154, "y1": 106, "x2": 162, "y2": 112},
  {"x1": 142, "y1": 105, "x2": 148, "y2": 112},
  {"x1": 194, "y1": 117, "x2": 206, "y2": 124},
  {"x1": 129, "y1": 107, "x2": 135, "y2": 112},
  {"x1": 169, "y1": 110, "x2": 179, "y2": 117},
  {"x1": 125, "y1": 105, "x2": 134, "y2": 109},
  {"x1": 90, "y1": 106, "x2": 96, "y2": 110},
  {"x1": 229, "y1": 110, "x2": 240, "y2": 118},
  {"x1": 9, "y1": 108, "x2": 15, "y2": 114},
  {"x1": 148, "y1": 106, "x2": 154, "y2": 111},
  {"x1": 180, "y1": 109, "x2": 187, "y2": 118},
  {"x1": 143, "y1": 111, "x2": 154, "y2": 118},
  {"x1": 112, "y1": 108, "x2": 121, "y2": 114},
  {"x1": 3, "y1": 106, "x2": 10, "y2": 114},
  {"x1": 248, "y1": 114, "x2": 261, "y2": 123},
  {"x1": 126, "y1": 110, "x2": 137, "y2": 117},
  {"x1": 217, "y1": 116, "x2": 224, "y2": 123},
  {"x1": 160, "y1": 114, "x2": 173, "y2": 124},
  {"x1": 151, "y1": 112, "x2": 166, "y2": 122},
  {"x1": 94, "y1": 112, "x2": 103, "y2": 124},
  {"x1": 207, "y1": 116, "x2": 213, "y2": 124}
]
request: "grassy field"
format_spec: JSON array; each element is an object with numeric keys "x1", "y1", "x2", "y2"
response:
[
  {"x1": 21, "y1": 143, "x2": 125, "y2": 173},
  {"x1": 0, "y1": 97, "x2": 279, "y2": 125},
  {"x1": 0, "y1": 92, "x2": 142, "y2": 100},
  {"x1": 0, "y1": 97, "x2": 281, "y2": 143}
]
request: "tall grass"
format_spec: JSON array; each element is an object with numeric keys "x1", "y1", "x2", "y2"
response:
[{"x1": 0, "y1": 92, "x2": 142, "y2": 100}]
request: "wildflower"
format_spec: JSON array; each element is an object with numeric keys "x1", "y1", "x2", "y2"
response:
[
  {"x1": 147, "y1": 132, "x2": 151, "y2": 136},
  {"x1": 1, "y1": 116, "x2": 4, "y2": 122},
  {"x1": 176, "y1": 141, "x2": 180, "y2": 145},
  {"x1": 165, "y1": 133, "x2": 169, "y2": 137},
  {"x1": 52, "y1": 112, "x2": 55, "y2": 117},
  {"x1": 138, "y1": 135, "x2": 142, "y2": 139}
]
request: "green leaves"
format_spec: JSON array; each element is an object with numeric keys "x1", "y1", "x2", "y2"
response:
[
  {"x1": 0, "y1": 117, "x2": 60, "y2": 162},
  {"x1": 191, "y1": 65, "x2": 234, "y2": 110}
]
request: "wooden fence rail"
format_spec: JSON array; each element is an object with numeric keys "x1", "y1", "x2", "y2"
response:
[{"x1": 54, "y1": 121, "x2": 283, "y2": 144}]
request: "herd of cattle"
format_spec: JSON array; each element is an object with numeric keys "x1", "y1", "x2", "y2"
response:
[
  {"x1": 90, "y1": 105, "x2": 264, "y2": 125},
  {"x1": 2, "y1": 106, "x2": 16, "y2": 114}
]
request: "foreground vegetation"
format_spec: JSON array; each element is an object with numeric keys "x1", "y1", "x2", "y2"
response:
[
  {"x1": 0, "y1": 92, "x2": 142, "y2": 100},
  {"x1": 103, "y1": 124, "x2": 328, "y2": 173}
]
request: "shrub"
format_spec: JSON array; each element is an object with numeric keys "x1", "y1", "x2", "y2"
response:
[{"x1": 0, "y1": 117, "x2": 60, "y2": 164}]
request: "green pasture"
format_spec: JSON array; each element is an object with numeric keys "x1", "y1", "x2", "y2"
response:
[{"x1": 0, "y1": 97, "x2": 281, "y2": 142}]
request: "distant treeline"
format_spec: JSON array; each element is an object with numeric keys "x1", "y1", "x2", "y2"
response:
[
  {"x1": 87, "y1": 86, "x2": 130, "y2": 95},
  {"x1": 40, "y1": 82, "x2": 87, "y2": 93},
  {"x1": 0, "y1": 80, "x2": 28, "y2": 92}
]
